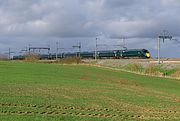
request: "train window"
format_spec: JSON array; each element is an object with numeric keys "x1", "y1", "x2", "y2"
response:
[{"x1": 142, "y1": 49, "x2": 148, "y2": 53}]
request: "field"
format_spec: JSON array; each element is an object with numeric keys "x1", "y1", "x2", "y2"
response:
[{"x1": 0, "y1": 61, "x2": 180, "y2": 121}]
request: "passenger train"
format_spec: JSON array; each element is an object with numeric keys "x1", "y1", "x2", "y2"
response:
[{"x1": 13, "y1": 49, "x2": 151, "y2": 60}]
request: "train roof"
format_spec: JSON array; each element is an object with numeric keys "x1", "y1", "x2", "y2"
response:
[{"x1": 62, "y1": 49, "x2": 149, "y2": 53}]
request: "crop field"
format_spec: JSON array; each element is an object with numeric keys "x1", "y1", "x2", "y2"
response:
[{"x1": 0, "y1": 61, "x2": 180, "y2": 121}]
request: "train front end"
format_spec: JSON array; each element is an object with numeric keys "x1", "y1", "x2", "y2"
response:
[{"x1": 142, "y1": 49, "x2": 151, "y2": 58}]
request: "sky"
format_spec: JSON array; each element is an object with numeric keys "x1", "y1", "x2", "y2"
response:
[{"x1": 0, "y1": 0, "x2": 180, "y2": 58}]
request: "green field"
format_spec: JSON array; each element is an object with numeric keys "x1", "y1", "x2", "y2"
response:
[{"x1": 0, "y1": 61, "x2": 180, "y2": 121}]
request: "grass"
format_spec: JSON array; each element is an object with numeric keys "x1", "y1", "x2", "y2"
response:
[
  {"x1": 0, "y1": 61, "x2": 180, "y2": 120},
  {"x1": 123, "y1": 63, "x2": 180, "y2": 78}
]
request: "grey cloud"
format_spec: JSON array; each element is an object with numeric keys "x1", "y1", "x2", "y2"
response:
[
  {"x1": 0, "y1": 0, "x2": 179, "y2": 57},
  {"x1": 103, "y1": 0, "x2": 137, "y2": 8},
  {"x1": 1, "y1": 0, "x2": 180, "y2": 38}
]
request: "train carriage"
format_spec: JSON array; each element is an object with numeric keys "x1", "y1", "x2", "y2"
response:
[{"x1": 13, "y1": 49, "x2": 151, "y2": 60}]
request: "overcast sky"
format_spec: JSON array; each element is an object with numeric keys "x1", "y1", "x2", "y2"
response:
[{"x1": 0, "y1": 0, "x2": 180, "y2": 58}]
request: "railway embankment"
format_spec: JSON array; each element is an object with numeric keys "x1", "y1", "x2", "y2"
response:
[{"x1": 83, "y1": 59, "x2": 180, "y2": 79}]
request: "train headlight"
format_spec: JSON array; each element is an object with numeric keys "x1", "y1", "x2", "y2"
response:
[{"x1": 146, "y1": 53, "x2": 150, "y2": 58}]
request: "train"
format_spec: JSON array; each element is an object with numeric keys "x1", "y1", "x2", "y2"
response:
[{"x1": 13, "y1": 49, "x2": 151, "y2": 60}]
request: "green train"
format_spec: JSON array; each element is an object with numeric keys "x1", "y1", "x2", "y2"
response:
[{"x1": 13, "y1": 49, "x2": 151, "y2": 60}]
